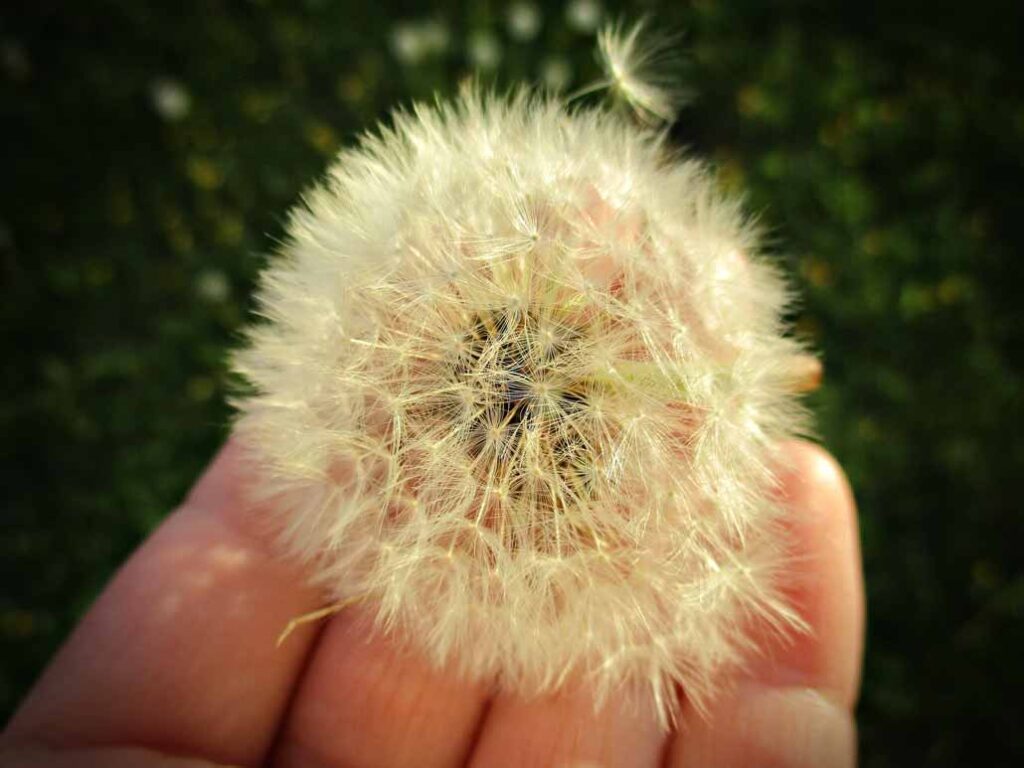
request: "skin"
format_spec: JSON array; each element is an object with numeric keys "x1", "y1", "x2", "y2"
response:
[{"x1": 0, "y1": 438, "x2": 863, "y2": 767}]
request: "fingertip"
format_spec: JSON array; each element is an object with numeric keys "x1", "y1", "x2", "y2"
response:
[
  {"x1": 759, "y1": 440, "x2": 865, "y2": 707},
  {"x1": 670, "y1": 686, "x2": 856, "y2": 768},
  {"x1": 777, "y1": 440, "x2": 855, "y2": 513}
]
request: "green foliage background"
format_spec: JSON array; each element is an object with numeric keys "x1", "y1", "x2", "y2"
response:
[{"x1": 3, "y1": 1, "x2": 1022, "y2": 763}]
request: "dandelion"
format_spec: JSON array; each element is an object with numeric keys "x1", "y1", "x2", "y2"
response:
[{"x1": 234, "y1": 23, "x2": 813, "y2": 725}]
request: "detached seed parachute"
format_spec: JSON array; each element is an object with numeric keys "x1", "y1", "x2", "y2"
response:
[{"x1": 233, "y1": 21, "x2": 813, "y2": 724}]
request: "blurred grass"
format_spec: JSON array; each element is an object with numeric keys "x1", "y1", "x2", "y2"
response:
[{"x1": 2, "y1": 1, "x2": 1022, "y2": 764}]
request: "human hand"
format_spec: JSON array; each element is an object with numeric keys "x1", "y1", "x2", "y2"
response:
[{"x1": 1, "y1": 439, "x2": 863, "y2": 767}]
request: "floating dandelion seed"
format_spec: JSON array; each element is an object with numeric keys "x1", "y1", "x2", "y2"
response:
[
  {"x1": 592, "y1": 18, "x2": 688, "y2": 124},
  {"x1": 233, "y1": 22, "x2": 815, "y2": 725}
]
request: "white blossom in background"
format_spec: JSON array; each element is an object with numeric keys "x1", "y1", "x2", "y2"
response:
[
  {"x1": 540, "y1": 56, "x2": 573, "y2": 92},
  {"x1": 419, "y1": 19, "x2": 451, "y2": 56},
  {"x1": 234, "y1": 23, "x2": 810, "y2": 725},
  {"x1": 390, "y1": 19, "x2": 450, "y2": 65},
  {"x1": 467, "y1": 30, "x2": 502, "y2": 70},
  {"x1": 195, "y1": 269, "x2": 230, "y2": 303},
  {"x1": 506, "y1": 3, "x2": 542, "y2": 42},
  {"x1": 565, "y1": 0, "x2": 602, "y2": 34},
  {"x1": 149, "y1": 78, "x2": 191, "y2": 122},
  {"x1": 390, "y1": 23, "x2": 426, "y2": 64}
]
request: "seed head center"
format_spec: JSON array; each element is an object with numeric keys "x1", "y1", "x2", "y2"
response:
[{"x1": 445, "y1": 307, "x2": 593, "y2": 503}]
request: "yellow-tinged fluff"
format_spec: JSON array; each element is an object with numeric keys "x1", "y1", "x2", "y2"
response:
[{"x1": 233, "y1": 27, "x2": 810, "y2": 726}]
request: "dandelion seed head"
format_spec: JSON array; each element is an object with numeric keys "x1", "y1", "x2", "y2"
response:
[{"x1": 234, "y1": 30, "x2": 810, "y2": 724}]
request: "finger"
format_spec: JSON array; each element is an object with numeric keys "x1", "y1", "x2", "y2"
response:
[
  {"x1": 672, "y1": 687, "x2": 856, "y2": 768},
  {"x1": 0, "y1": 744, "x2": 228, "y2": 767},
  {"x1": 1, "y1": 441, "x2": 324, "y2": 766},
  {"x1": 467, "y1": 686, "x2": 665, "y2": 768},
  {"x1": 271, "y1": 609, "x2": 490, "y2": 768},
  {"x1": 668, "y1": 440, "x2": 864, "y2": 768},
  {"x1": 754, "y1": 440, "x2": 865, "y2": 704}
]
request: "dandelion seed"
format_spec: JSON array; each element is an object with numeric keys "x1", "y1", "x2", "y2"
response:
[
  {"x1": 234, "y1": 22, "x2": 813, "y2": 725},
  {"x1": 595, "y1": 19, "x2": 687, "y2": 124}
]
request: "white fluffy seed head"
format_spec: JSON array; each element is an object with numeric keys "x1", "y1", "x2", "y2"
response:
[{"x1": 233, "y1": 28, "x2": 810, "y2": 725}]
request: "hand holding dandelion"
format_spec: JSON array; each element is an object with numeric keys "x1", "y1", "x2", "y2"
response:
[
  {"x1": 2, "y1": 441, "x2": 861, "y2": 767},
  {"x1": 2, "y1": 22, "x2": 862, "y2": 768}
]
